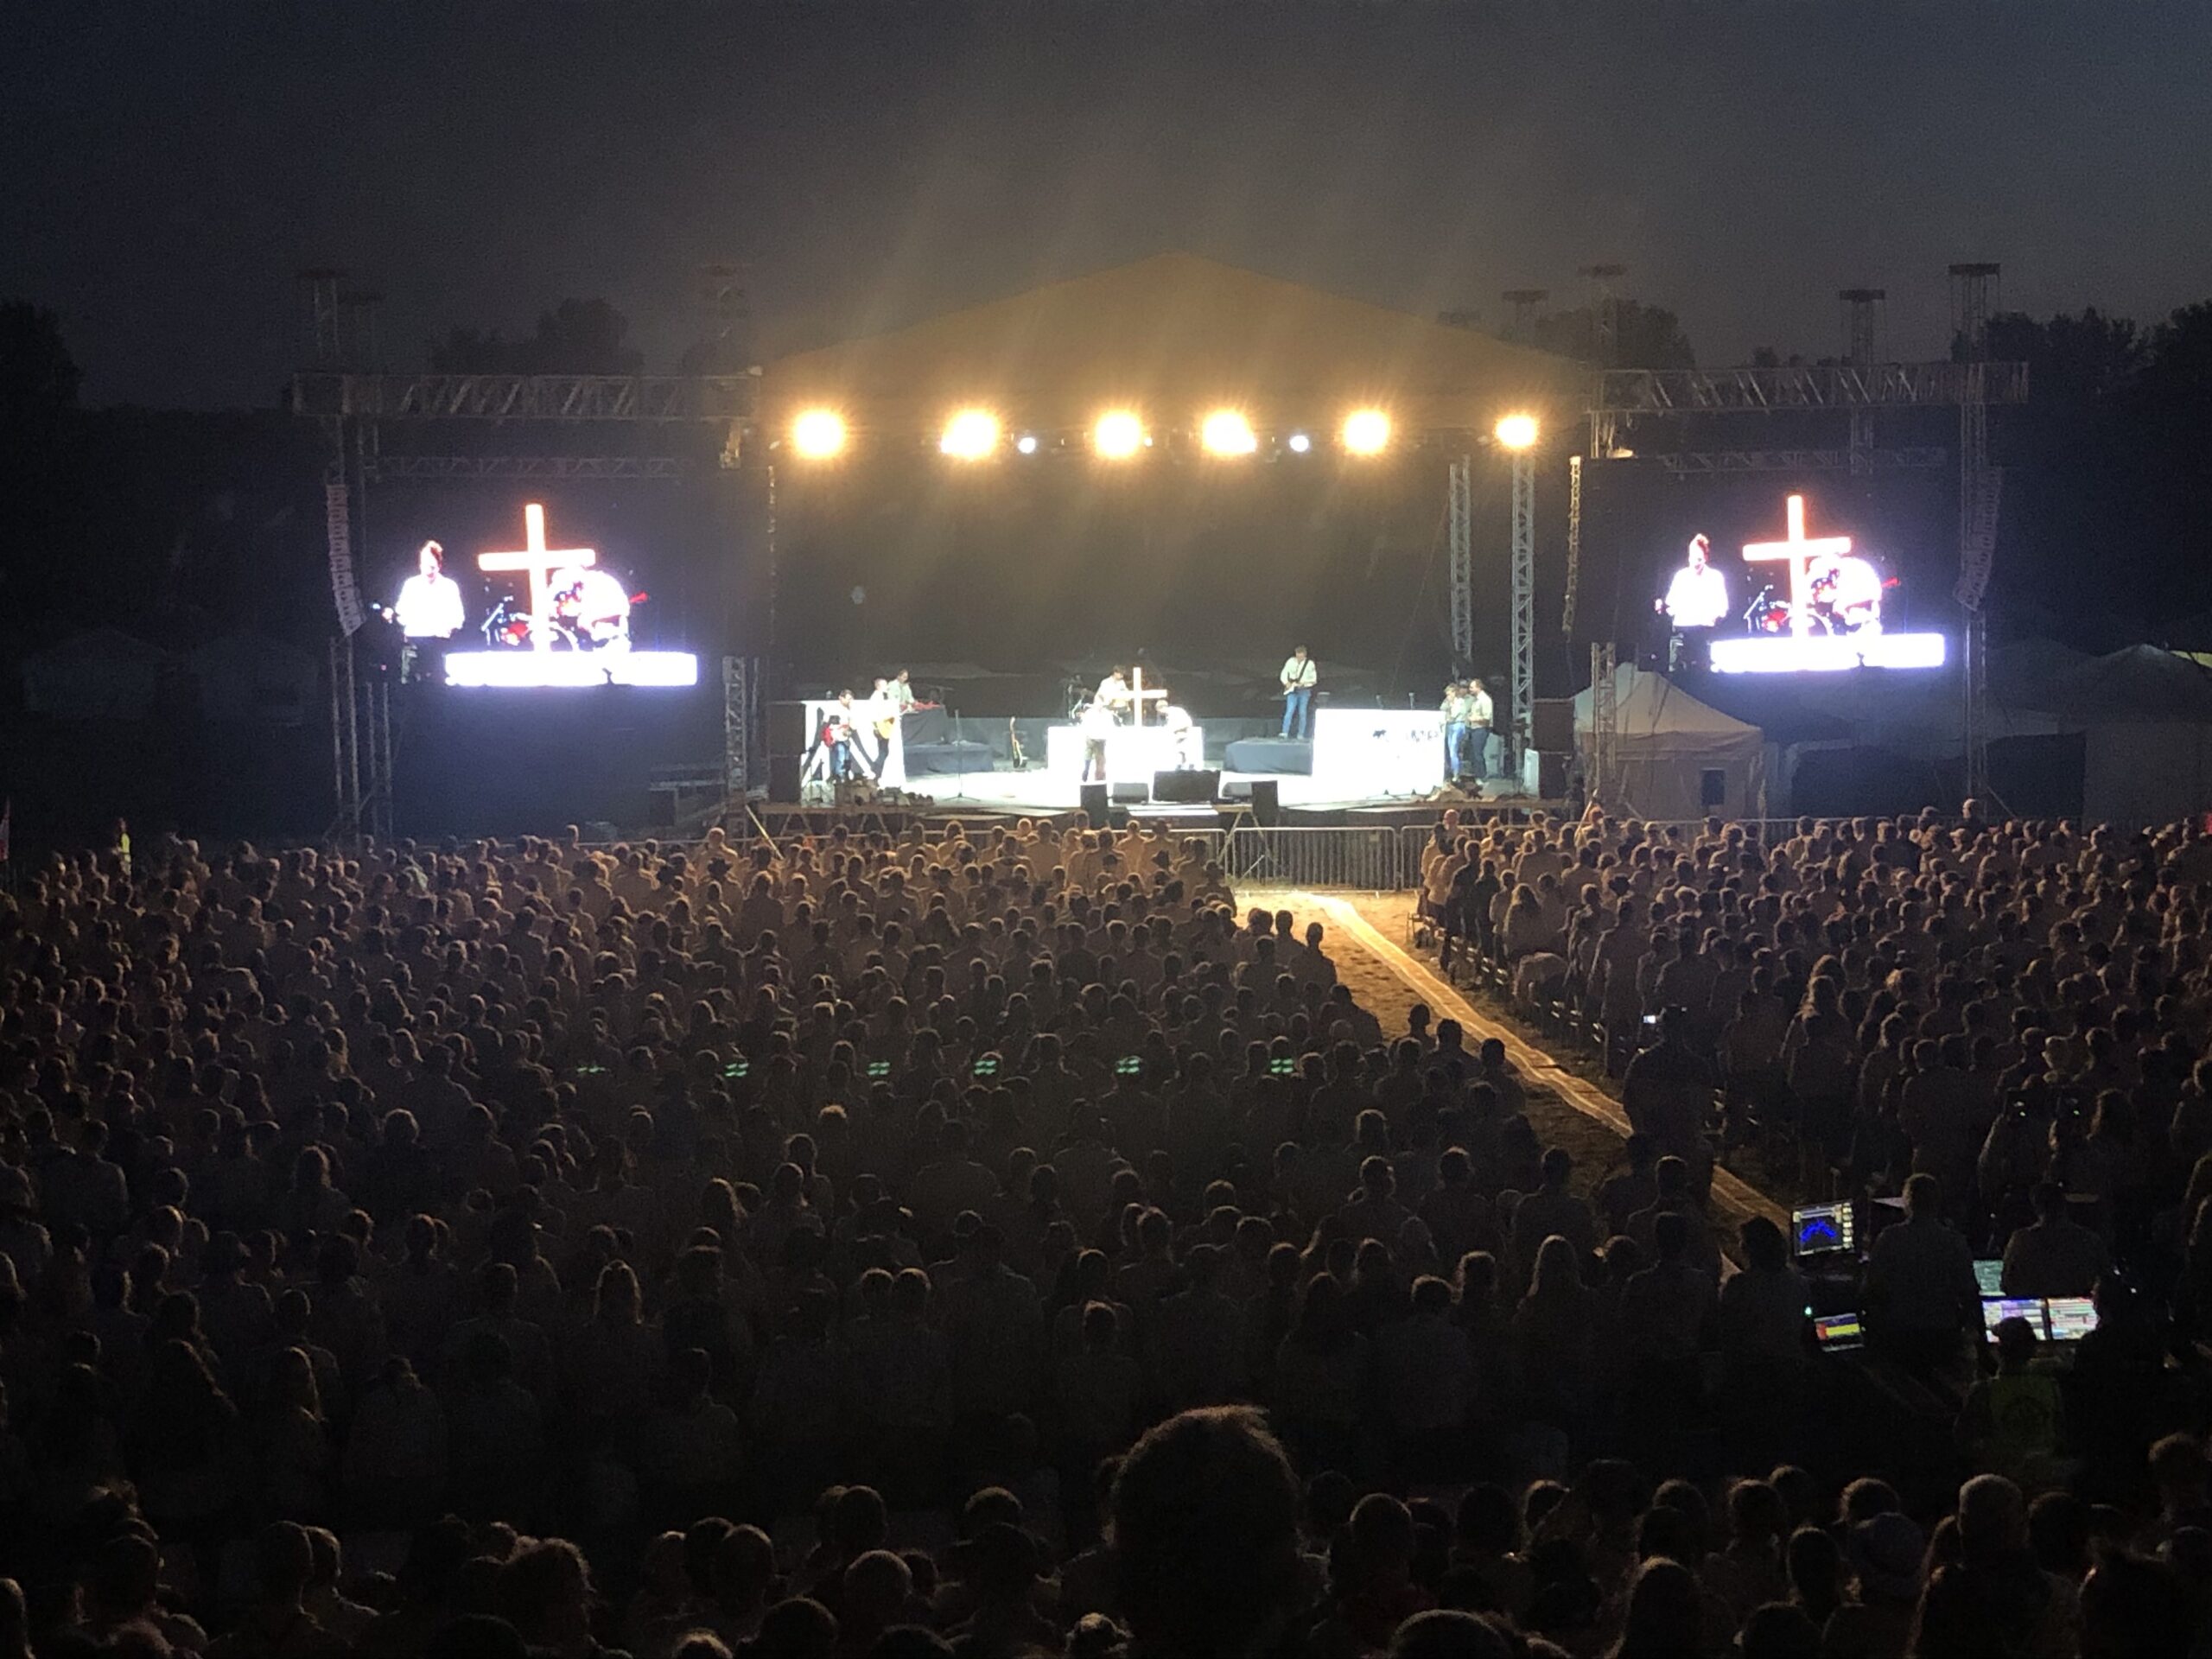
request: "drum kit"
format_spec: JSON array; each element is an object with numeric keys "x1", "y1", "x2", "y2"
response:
[{"x1": 1742, "y1": 584, "x2": 1873, "y2": 638}]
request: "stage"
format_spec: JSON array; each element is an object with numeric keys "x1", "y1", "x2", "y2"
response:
[{"x1": 862, "y1": 762, "x2": 1529, "y2": 817}]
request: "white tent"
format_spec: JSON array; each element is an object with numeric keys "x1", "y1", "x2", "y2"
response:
[{"x1": 1574, "y1": 665, "x2": 1768, "y2": 820}]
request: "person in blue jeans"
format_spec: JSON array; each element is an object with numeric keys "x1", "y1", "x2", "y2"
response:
[{"x1": 1280, "y1": 645, "x2": 1318, "y2": 738}]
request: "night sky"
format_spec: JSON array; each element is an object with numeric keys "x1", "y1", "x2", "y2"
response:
[{"x1": 10, "y1": 2, "x2": 2211, "y2": 409}]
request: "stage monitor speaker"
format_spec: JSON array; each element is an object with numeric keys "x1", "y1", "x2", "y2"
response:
[
  {"x1": 767, "y1": 753, "x2": 804, "y2": 801},
  {"x1": 1536, "y1": 751, "x2": 1569, "y2": 799},
  {"x1": 1110, "y1": 781, "x2": 1149, "y2": 804},
  {"x1": 1249, "y1": 779, "x2": 1281, "y2": 826},
  {"x1": 766, "y1": 702, "x2": 811, "y2": 753},
  {"x1": 1533, "y1": 698, "x2": 1575, "y2": 753},
  {"x1": 1152, "y1": 768, "x2": 1220, "y2": 804},
  {"x1": 1079, "y1": 782, "x2": 1109, "y2": 822}
]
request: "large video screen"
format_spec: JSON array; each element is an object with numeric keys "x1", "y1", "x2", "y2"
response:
[
  {"x1": 384, "y1": 501, "x2": 698, "y2": 688},
  {"x1": 1651, "y1": 490, "x2": 1946, "y2": 674}
]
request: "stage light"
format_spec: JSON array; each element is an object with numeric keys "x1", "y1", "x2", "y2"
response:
[
  {"x1": 1287, "y1": 432, "x2": 1312, "y2": 454},
  {"x1": 940, "y1": 408, "x2": 1001, "y2": 461},
  {"x1": 1342, "y1": 409, "x2": 1391, "y2": 455},
  {"x1": 1494, "y1": 413, "x2": 1540, "y2": 451},
  {"x1": 1201, "y1": 410, "x2": 1258, "y2": 456},
  {"x1": 791, "y1": 409, "x2": 848, "y2": 460},
  {"x1": 1015, "y1": 432, "x2": 1039, "y2": 455},
  {"x1": 1093, "y1": 410, "x2": 1145, "y2": 460}
]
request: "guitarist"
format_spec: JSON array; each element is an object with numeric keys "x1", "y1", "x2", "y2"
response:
[{"x1": 1279, "y1": 645, "x2": 1319, "y2": 738}]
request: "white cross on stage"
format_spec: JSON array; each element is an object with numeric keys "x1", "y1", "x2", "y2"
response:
[
  {"x1": 480, "y1": 503, "x2": 595, "y2": 651},
  {"x1": 1744, "y1": 493, "x2": 1851, "y2": 636},
  {"x1": 1127, "y1": 666, "x2": 1170, "y2": 725}
]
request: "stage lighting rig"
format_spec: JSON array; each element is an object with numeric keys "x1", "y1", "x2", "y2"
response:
[
  {"x1": 1200, "y1": 410, "x2": 1258, "y2": 456},
  {"x1": 939, "y1": 408, "x2": 1001, "y2": 461},
  {"x1": 1342, "y1": 409, "x2": 1391, "y2": 454},
  {"x1": 1092, "y1": 410, "x2": 1146, "y2": 460},
  {"x1": 1494, "y1": 412, "x2": 1540, "y2": 451},
  {"x1": 791, "y1": 409, "x2": 848, "y2": 460}
]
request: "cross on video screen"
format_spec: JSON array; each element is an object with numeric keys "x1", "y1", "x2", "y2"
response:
[{"x1": 383, "y1": 499, "x2": 700, "y2": 689}]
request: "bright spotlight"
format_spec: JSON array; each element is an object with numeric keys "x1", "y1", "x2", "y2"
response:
[
  {"x1": 1093, "y1": 410, "x2": 1145, "y2": 460},
  {"x1": 1342, "y1": 409, "x2": 1391, "y2": 455},
  {"x1": 1494, "y1": 412, "x2": 1540, "y2": 451},
  {"x1": 1287, "y1": 432, "x2": 1313, "y2": 454},
  {"x1": 791, "y1": 409, "x2": 848, "y2": 460},
  {"x1": 1015, "y1": 433, "x2": 1039, "y2": 455},
  {"x1": 940, "y1": 408, "x2": 1001, "y2": 461},
  {"x1": 1201, "y1": 410, "x2": 1258, "y2": 456}
]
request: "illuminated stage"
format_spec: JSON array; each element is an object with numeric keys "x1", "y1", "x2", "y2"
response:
[{"x1": 897, "y1": 765, "x2": 1507, "y2": 817}]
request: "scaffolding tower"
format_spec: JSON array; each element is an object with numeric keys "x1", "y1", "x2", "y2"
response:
[{"x1": 1447, "y1": 455, "x2": 1474, "y2": 669}]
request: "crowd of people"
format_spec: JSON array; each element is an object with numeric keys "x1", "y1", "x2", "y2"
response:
[{"x1": 0, "y1": 808, "x2": 2204, "y2": 1657}]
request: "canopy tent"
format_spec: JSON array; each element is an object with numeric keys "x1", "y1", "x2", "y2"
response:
[
  {"x1": 2023, "y1": 645, "x2": 2212, "y2": 825},
  {"x1": 1575, "y1": 664, "x2": 1768, "y2": 820},
  {"x1": 760, "y1": 251, "x2": 1580, "y2": 439}
]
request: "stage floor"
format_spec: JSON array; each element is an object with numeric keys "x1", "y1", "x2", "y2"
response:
[{"x1": 898, "y1": 764, "x2": 1529, "y2": 816}]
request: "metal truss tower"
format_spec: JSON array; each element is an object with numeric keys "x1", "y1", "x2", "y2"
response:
[
  {"x1": 1588, "y1": 642, "x2": 1618, "y2": 809},
  {"x1": 1563, "y1": 454, "x2": 1583, "y2": 634},
  {"x1": 1508, "y1": 445, "x2": 1535, "y2": 777},
  {"x1": 1951, "y1": 263, "x2": 2003, "y2": 804},
  {"x1": 1447, "y1": 456, "x2": 1474, "y2": 668},
  {"x1": 1840, "y1": 288, "x2": 1885, "y2": 474}
]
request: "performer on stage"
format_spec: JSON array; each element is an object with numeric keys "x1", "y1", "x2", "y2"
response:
[
  {"x1": 1280, "y1": 645, "x2": 1318, "y2": 738},
  {"x1": 546, "y1": 567, "x2": 632, "y2": 652},
  {"x1": 824, "y1": 690, "x2": 862, "y2": 780},
  {"x1": 1079, "y1": 696, "x2": 1118, "y2": 782},
  {"x1": 891, "y1": 669, "x2": 918, "y2": 713},
  {"x1": 1440, "y1": 682, "x2": 1472, "y2": 781},
  {"x1": 1656, "y1": 534, "x2": 1730, "y2": 629},
  {"x1": 393, "y1": 542, "x2": 466, "y2": 641},
  {"x1": 1159, "y1": 688, "x2": 1199, "y2": 769},
  {"x1": 1807, "y1": 553, "x2": 1885, "y2": 634},
  {"x1": 1095, "y1": 666, "x2": 1135, "y2": 724},
  {"x1": 1465, "y1": 677, "x2": 1496, "y2": 780}
]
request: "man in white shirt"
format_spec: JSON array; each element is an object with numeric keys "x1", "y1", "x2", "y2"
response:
[
  {"x1": 1279, "y1": 646, "x2": 1318, "y2": 738},
  {"x1": 1094, "y1": 667, "x2": 1134, "y2": 724},
  {"x1": 1656, "y1": 534, "x2": 1730, "y2": 630},
  {"x1": 1465, "y1": 677, "x2": 1496, "y2": 779},
  {"x1": 393, "y1": 542, "x2": 466, "y2": 640}
]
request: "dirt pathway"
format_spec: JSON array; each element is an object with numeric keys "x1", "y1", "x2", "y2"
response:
[{"x1": 1239, "y1": 886, "x2": 1786, "y2": 1236}]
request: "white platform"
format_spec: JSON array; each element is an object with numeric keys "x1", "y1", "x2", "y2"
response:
[
  {"x1": 1709, "y1": 632, "x2": 1947, "y2": 674},
  {"x1": 445, "y1": 650, "x2": 699, "y2": 688},
  {"x1": 1044, "y1": 722, "x2": 1204, "y2": 784}
]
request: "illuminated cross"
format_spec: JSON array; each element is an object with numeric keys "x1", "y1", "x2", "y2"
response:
[
  {"x1": 1127, "y1": 666, "x2": 1171, "y2": 726},
  {"x1": 1744, "y1": 493, "x2": 1852, "y2": 636},
  {"x1": 480, "y1": 503, "x2": 596, "y2": 650}
]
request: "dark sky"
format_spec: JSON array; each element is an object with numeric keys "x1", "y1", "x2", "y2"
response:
[{"x1": 10, "y1": 2, "x2": 2210, "y2": 409}]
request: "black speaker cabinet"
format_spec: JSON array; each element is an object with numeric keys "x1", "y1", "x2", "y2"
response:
[
  {"x1": 767, "y1": 753, "x2": 804, "y2": 801},
  {"x1": 766, "y1": 702, "x2": 812, "y2": 753},
  {"x1": 1536, "y1": 751, "x2": 1570, "y2": 798},
  {"x1": 1533, "y1": 698, "x2": 1576, "y2": 753},
  {"x1": 1079, "y1": 782, "x2": 1109, "y2": 822},
  {"x1": 1110, "y1": 781, "x2": 1150, "y2": 804},
  {"x1": 1249, "y1": 779, "x2": 1281, "y2": 826},
  {"x1": 1152, "y1": 768, "x2": 1220, "y2": 804}
]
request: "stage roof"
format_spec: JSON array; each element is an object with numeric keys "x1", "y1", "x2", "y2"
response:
[{"x1": 760, "y1": 252, "x2": 1582, "y2": 440}]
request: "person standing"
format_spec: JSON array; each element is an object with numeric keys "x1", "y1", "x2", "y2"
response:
[
  {"x1": 1094, "y1": 666, "x2": 1134, "y2": 724},
  {"x1": 1465, "y1": 677, "x2": 1496, "y2": 781},
  {"x1": 392, "y1": 541, "x2": 466, "y2": 642},
  {"x1": 1280, "y1": 645, "x2": 1318, "y2": 738},
  {"x1": 1440, "y1": 683, "x2": 1471, "y2": 782}
]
